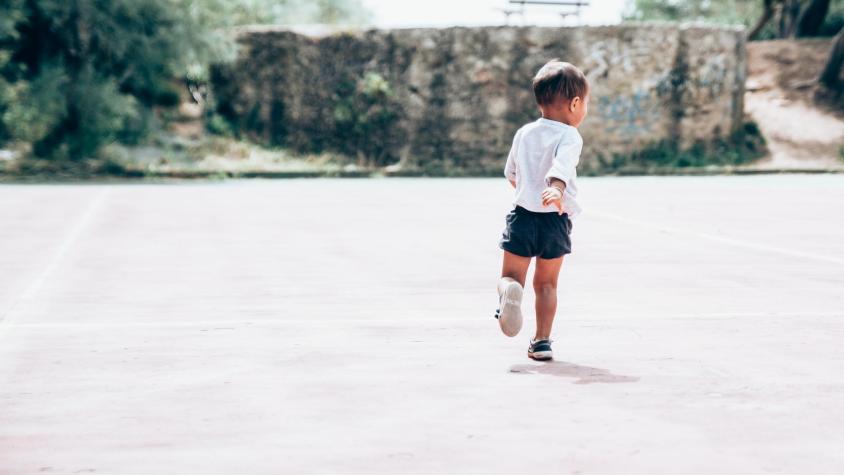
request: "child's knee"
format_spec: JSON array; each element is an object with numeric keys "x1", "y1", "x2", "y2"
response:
[{"x1": 533, "y1": 281, "x2": 556, "y2": 294}]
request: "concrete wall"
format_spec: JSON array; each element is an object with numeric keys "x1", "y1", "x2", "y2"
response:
[{"x1": 211, "y1": 25, "x2": 746, "y2": 173}]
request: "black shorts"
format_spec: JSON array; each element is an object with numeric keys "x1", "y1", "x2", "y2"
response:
[{"x1": 498, "y1": 206, "x2": 572, "y2": 259}]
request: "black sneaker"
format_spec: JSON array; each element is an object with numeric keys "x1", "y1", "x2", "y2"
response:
[{"x1": 528, "y1": 339, "x2": 553, "y2": 361}]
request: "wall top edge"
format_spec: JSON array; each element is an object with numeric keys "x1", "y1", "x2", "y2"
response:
[{"x1": 233, "y1": 22, "x2": 746, "y2": 39}]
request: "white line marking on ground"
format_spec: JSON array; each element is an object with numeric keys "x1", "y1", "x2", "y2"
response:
[
  {"x1": 0, "y1": 187, "x2": 110, "y2": 338},
  {"x1": 591, "y1": 211, "x2": 844, "y2": 266}
]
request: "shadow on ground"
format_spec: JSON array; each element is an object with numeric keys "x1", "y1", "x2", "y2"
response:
[{"x1": 509, "y1": 361, "x2": 640, "y2": 385}]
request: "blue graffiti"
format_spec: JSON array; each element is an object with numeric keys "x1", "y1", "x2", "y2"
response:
[{"x1": 596, "y1": 90, "x2": 661, "y2": 137}]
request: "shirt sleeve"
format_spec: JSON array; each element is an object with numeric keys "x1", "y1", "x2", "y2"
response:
[
  {"x1": 504, "y1": 131, "x2": 519, "y2": 181},
  {"x1": 545, "y1": 131, "x2": 582, "y2": 188}
]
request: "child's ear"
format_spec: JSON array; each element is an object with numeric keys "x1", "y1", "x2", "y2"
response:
[{"x1": 570, "y1": 96, "x2": 581, "y2": 112}]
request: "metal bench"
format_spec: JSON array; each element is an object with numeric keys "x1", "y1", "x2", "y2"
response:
[{"x1": 502, "y1": 0, "x2": 591, "y2": 24}]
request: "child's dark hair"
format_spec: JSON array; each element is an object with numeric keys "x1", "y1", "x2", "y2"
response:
[{"x1": 532, "y1": 60, "x2": 589, "y2": 107}]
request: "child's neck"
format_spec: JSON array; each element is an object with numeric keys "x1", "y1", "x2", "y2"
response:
[{"x1": 541, "y1": 111, "x2": 575, "y2": 127}]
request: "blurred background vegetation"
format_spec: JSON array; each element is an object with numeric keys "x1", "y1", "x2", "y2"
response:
[
  {"x1": 0, "y1": 0, "x2": 369, "y2": 166},
  {"x1": 0, "y1": 0, "x2": 841, "y2": 175},
  {"x1": 626, "y1": 0, "x2": 844, "y2": 39}
]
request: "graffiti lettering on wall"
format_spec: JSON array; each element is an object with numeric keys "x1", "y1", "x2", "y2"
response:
[
  {"x1": 596, "y1": 90, "x2": 662, "y2": 137},
  {"x1": 694, "y1": 56, "x2": 729, "y2": 98}
]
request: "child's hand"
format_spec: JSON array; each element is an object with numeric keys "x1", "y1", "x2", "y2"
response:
[{"x1": 541, "y1": 186, "x2": 565, "y2": 215}]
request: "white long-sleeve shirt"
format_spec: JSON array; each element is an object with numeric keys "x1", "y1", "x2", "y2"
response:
[{"x1": 504, "y1": 117, "x2": 582, "y2": 217}]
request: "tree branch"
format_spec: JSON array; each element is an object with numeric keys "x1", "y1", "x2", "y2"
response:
[{"x1": 747, "y1": 0, "x2": 776, "y2": 40}]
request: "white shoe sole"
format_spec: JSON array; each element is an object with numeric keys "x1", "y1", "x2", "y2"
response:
[
  {"x1": 528, "y1": 350, "x2": 553, "y2": 361},
  {"x1": 498, "y1": 281, "x2": 523, "y2": 337}
]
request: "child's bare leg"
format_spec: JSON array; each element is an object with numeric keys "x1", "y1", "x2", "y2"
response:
[
  {"x1": 533, "y1": 256, "x2": 564, "y2": 340},
  {"x1": 499, "y1": 250, "x2": 531, "y2": 289}
]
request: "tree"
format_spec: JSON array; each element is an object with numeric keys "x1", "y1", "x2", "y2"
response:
[
  {"x1": 624, "y1": 0, "x2": 766, "y2": 26},
  {"x1": 747, "y1": 0, "x2": 776, "y2": 38},
  {"x1": 797, "y1": 0, "x2": 832, "y2": 36},
  {"x1": 625, "y1": 0, "x2": 843, "y2": 40},
  {"x1": 1, "y1": 0, "x2": 235, "y2": 159},
  {"x1": 746, "y1": 0, "x2": 841, "y2": 39},
  {"x1": 819, "y1": 28, "x2": 844, "y2": 91},
  {"x1": 0, "y1": 0, "x2": 373, "y2": 159},
  {"x1": 778, "y1": 0, "x2": 802, "y2": 37}
]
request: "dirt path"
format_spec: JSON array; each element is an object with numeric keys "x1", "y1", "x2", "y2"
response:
[{"x1": 744, "y1": 39, "x2": 844, "y2": 170}]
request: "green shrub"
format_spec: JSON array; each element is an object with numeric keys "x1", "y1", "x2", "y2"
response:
[
  {"x1": 206, "y1": 113, "x2": 236, "y2": 137},
  {"x1": 586, "y1": 121, "x2": 767, "y2": 174},
  {"x1": 332, "y1": 72, "x2": 406, "y2": 167}
]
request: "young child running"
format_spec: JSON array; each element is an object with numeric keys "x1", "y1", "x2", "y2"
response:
[{"x1": 495, "y1": 60, "x2": 589, "y2": 361}]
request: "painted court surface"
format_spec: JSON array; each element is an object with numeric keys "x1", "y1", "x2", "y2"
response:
[{"x1": 1, "y1": 176, "x2": 843, "y2": 474}]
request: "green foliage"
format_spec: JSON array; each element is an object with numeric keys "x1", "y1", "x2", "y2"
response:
[
  {"x1": 624, "y1": 0, "x2": 844, "y2": 38},
  {"x1": 223, "y1": 0, "x2": 372, "y2": 26},
  {"x1": 624, "y1": 0, "x2": 764, "y2": 26},
  {"x1": 332, "y1": 72, "x2": 406, "y2": 167},
  {"x1": 0, "y1": 0, "x2": 373, "y2": 160},
  {"x1": 206, "y1": 113, "x2": 236, "y2": 137},
  {"x1": 2, "y1": 63, "x2": 67, "y2": 144},
  {"x1": 59, "y1": 67, "x2": 142, "y2": 158},
  {"x1": 0, "y1": 0, "x2": 237, "y2": 159},
  {"x1": 819, "y1": 6, "x2": 844, "y2": 36},
  {"x1": 0, "y1": 0, "x2": 24, "y2": 142}
]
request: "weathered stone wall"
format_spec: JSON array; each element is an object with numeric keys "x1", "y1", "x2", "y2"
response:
[{"x1": 211, "y1": 24, "x2": 745, "y2": 173}]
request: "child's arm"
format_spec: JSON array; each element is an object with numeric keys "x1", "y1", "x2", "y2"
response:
[
  {"x1": 504, "y1": 131, "x2": 519, "y2": 188},
  {"x1": 542, "y1": 132, "x2": 582, "y2": 215},
  {"x1": 541, "y1": 178, "x2": 565, "y2": 212}
]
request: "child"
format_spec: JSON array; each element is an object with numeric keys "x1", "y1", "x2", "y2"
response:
[{"x1": 494, "y1": 60, "x2": 589, "y2": 361}]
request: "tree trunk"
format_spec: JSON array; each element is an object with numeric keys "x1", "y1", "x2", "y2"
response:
[
  {"x1": 778, "y1": 0, "x2": 801, "y2": 38},
  {"x1": 819, "y1": 29, "x2": 844, "y2": 92},
  {"x1": 748, "y1": 0, "x2": 776, "y2": 40},
  {"x1": 796, "y1": 0, "x2": 831, "y2": 37}
]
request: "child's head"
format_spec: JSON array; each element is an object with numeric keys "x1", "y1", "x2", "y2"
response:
[{"x1": 532, "y1": 60, "x2": 589, "y2": 127}]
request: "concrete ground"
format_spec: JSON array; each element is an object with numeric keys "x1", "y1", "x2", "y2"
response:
[{"x1": 1, "y1": 176, "x2": 843, "y2": 474}]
